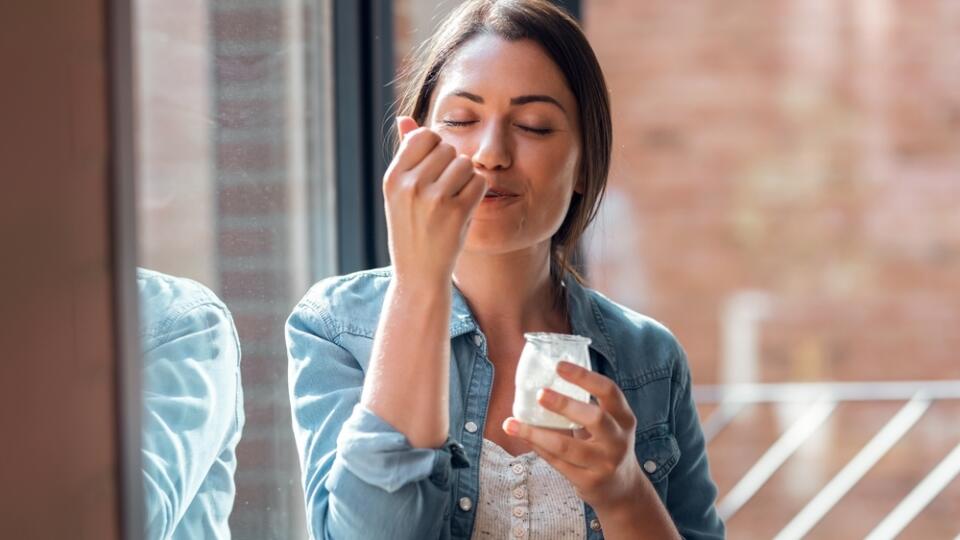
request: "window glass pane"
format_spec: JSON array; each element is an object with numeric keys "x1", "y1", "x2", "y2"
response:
[{"x1": 134, "y1": 0, "x2": 333, "y2": 537}]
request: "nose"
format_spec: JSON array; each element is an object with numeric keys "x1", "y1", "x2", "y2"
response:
[{"x1": 471, "y1": 120, "x2": 512, "y2": 171}]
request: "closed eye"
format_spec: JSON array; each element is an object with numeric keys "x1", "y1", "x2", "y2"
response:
[
  {"x1": 441, "y1": 120, "x2": 476, "y2": 128},
  {"x1": 441, "y1": 119, "x2": 554, "y2": 136},
  {"x1": 517, "y1": 125, "x2": 554, "y2": 136}
]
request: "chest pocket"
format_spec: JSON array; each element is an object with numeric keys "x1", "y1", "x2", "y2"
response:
[{"x1": 634, "y1": 423, "x2": 681, "y2": 502}]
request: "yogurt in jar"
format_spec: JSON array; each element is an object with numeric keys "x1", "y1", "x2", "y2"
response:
[{"x1": 512, "y1": 332, "x2": 592, "y2": 429}]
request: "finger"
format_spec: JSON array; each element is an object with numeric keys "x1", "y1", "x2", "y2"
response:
[
  {"x1": 537, "y1": 388, "x2": 620, "y2": 439},
  {"x1": 396, "y1": 116, "x2": 418, "y2": 140},
  {"x1": 430, "y1": 154, "x2": 476, "y2": 198},
  {"x1": 556, "y1": 361, "x2": 634, "y2": 428},
  {"x1": 409, "y1": 142, "x2": 457, "y2": 188},
  {"x1": 502, "y1": 418, "x2": 598, "y2": 468},
  {"x1": 393, "y1": 127, "x2": 441, "y2": 172},
  {"x1": 526, "y1": 440, "x2": 590, "y2": 481},
  {"x1": 454, "y1": 172, "x2": 487, "y2": 211}
]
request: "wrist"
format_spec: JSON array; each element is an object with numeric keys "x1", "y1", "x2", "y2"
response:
[
  {"x1": 593, "y1": 473, "x2": 680, "y2": 540},
  {"x1": 392, "y1": 266, "x2": 453, "y2": 293},
  {"x1": 594, "y1": 473, "x2": 653, "y2": 522}
]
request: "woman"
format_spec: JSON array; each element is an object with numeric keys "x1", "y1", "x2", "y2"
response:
[{"x1": 286, "y1": 1, "x2": 724, "y2": 538}]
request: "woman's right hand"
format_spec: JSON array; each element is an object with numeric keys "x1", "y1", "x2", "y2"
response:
[{"x1": 383, "y1": 116, "x2": 488, "y2": 288}]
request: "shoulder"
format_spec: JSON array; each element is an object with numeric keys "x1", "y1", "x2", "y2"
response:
[
  {"x1": 137, "y1": 267, "x2": 236, "y2": 349},
  {"x1": 582, "y1": 286, "x2": 690, "y2": 386},
  {"x1": 288, "y1": 266, "x2": 394, "y2": 339}
]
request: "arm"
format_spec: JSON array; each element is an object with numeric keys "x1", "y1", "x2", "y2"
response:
[
  {"x1": 361, "y1": 277, "x2": 453, "y2": 448},
  {"x1": 141, "y1": 302, "x2": 242, "y2": 540},
  {"x1": 367, "y1": 116, "x2": 486, "y2": 448},
  {"x1": 287, "y1": 302, "x2": 463, "y2": 540}
]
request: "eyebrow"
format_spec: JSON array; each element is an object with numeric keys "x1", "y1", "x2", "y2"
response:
[{"x1": 450, "y1": 90, "x2": 566, "y2": 112}]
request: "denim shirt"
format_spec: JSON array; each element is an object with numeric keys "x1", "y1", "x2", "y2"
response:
[
  {"x1": 139, "y1": 268, "x2": 245, "y2": 540},
  {"x1": 286, "y1": 267, "x2": 724, "y2": 540}
]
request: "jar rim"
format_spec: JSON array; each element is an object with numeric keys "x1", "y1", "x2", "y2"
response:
[{"x1": 522, "y1": 332, "x2": 592, "y2": 345}]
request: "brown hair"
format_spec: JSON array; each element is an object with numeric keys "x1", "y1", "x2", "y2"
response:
[{"x1": 393, "y1": 0, "x2": 612, "y2": 289}]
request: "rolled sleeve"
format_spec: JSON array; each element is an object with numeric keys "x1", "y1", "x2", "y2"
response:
[{"x1": 335, "y1": 403, "x2": 456, "y2": 493}]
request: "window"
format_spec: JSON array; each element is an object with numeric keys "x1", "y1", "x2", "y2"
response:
[{"x1": 134, "y1": 0, "x2": 334, "y2": 536}]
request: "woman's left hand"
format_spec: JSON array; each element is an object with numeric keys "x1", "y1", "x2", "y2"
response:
[{"x1": 502, "y1": 360, "x2": 647, "y2": 514}]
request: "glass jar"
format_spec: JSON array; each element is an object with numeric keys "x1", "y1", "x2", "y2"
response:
[{"x1": 512, "y1": 332, "x2": 593, "y2": 429}]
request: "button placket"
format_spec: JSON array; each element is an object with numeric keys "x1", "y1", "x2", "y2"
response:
[{"x1": 509, "y1": 456, "x2": 529, "y2": 540}]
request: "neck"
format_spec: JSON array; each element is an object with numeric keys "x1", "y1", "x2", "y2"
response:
[{"x1": 452, "y1": 242, "x2": 567, "y2": 339}]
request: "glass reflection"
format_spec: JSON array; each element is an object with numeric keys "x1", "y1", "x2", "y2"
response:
[{"x1": 138, "y1": 268, "x2": 244, "y2": 539}]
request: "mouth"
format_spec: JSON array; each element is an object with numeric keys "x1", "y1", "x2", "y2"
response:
[{"x1": 483, "y1": 187, "x2": 519, "y2": 199}]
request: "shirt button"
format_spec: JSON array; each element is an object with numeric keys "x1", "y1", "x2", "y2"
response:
[
  {"x1": 464, "y1": 421, "x2": 478, "y2": 433},
  {"x1": 511, "y1": 463, "x2": 524, "y2": 475},
  {"x1": 643, "y1": 460, "x2": 658, "y2": 474},
  {"x1": 512, "y1": 526, "x2": 526, "y2": 538},
  {"x1": 512, "y1": 506, "x2": 526, "y2": 518},
  {"x1": 512, "y1": 486, "x2": 526, "y2": 499},
  {"x1": 458, "y1": 497, "x2": 473, "y2": 512},
  {"x1": 590, "y1": 518, "x2": 602, "y2": 531},
  {"x1": 473, "y1": 333, "x2": 483, "y2": 347}
]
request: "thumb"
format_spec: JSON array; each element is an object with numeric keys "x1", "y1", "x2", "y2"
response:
[{"x1": 396, "y1": 116, "x2": 419, "y2": 140}]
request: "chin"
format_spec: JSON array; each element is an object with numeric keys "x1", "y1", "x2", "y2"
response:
[{"x1": 462, "y1": 222, "x2": 524, "y2": 255}]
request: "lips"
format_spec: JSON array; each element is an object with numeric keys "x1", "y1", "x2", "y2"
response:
[{"x1": 483, "y1": 186, "x2": 519, "y2": 198}]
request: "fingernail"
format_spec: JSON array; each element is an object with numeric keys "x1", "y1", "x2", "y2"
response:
[
  {"x1": 537, "y1": 388, "x2": 556, "y2": 406},
  {"x1": 503, "y1": 418, "x2": 519, "y2": 435},
  {"x1": 556, "y1": 361, "x2": 575, "y2": 375}
]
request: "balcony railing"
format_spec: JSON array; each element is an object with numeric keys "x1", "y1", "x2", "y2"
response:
[{"x1": 694, "y1": 380, "x2": 960, "y2": 539}]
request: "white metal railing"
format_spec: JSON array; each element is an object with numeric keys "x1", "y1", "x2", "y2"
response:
[{"x1": 693, "y1": 380, "x2": 960, "y2": 538}]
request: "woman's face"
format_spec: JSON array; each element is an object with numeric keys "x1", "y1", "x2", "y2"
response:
[{"x1": 428, "y1": 34, "x2": 581, "y2": 256}]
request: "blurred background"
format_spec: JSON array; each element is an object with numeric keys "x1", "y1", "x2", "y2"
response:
[{"x1": 135, "y1": 0, "x2": 960, "y2": 538}]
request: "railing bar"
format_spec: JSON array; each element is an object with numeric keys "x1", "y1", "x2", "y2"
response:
[
  {"x1": 865, "y1": 440, "x2": 960, "y2": 540},
  {"x1": 702, "y1": 400, "x2": 747, "y2": 444},
  {"x1": 694, "y1": 380, "x2": 960, "y2": 404},
  {"x1": 716, "y1": 395, "x2": 837, "y2": 521},
  {"x1": 774, "y1": 393, "x2": 932, "y2": 540}
]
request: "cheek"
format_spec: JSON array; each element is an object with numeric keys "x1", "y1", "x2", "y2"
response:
[
  {"x1": 524, "y1": 155, "x2": 578, "y2": 225},
  {"x1": 524, "y1": 141, "x2": 579, "y2": 195},
  {"x1": 434, "y1": 131, "x2": 473, "y2": 156}
]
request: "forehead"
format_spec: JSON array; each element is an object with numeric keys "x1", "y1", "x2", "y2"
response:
[{"x1": 434, "y1": 34, "x2": 574, "y2": 108}]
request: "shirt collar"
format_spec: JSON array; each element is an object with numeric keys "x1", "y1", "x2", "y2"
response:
[
  {"x1": 449, "y1": 283, "x2": 477, "y2": 338},
  {"x1": 447, "y1": 275, "x2": 617, "y2": 368},
  {"x1": 563, "y1": 276, "x2": 617, "y2": 367}
]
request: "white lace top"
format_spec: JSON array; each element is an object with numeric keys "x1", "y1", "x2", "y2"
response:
[{"x1": 469, "y1": 438, "x2": 587, "y2": 540}]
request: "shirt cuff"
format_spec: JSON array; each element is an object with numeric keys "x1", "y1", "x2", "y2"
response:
[{"x1": 336, "y1": 403, "x2": 470, "y2": 493}]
